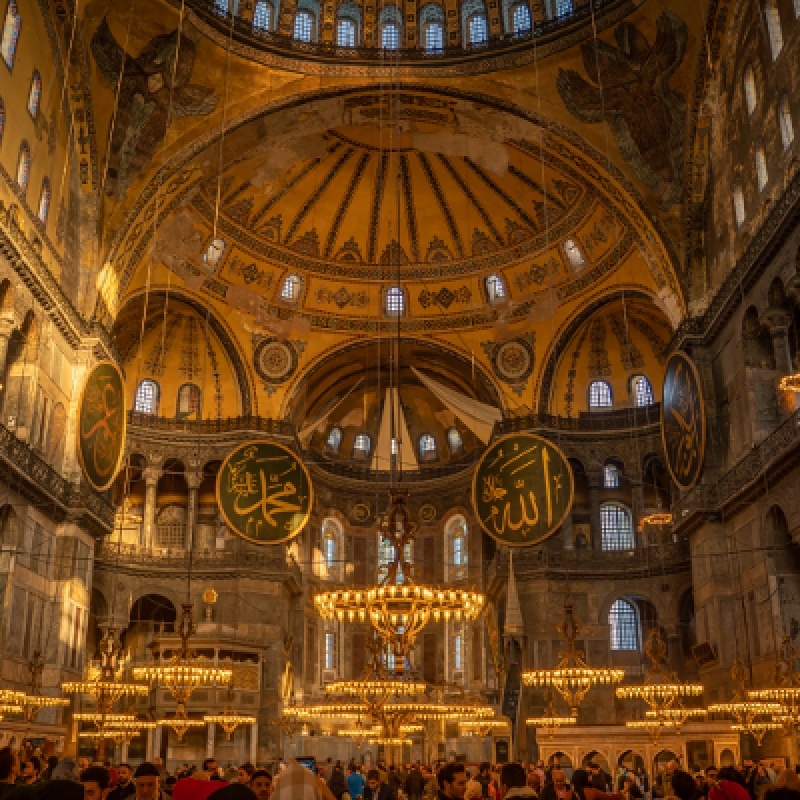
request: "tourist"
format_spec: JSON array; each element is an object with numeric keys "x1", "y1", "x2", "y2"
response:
[
  {"x1": 708, "y1": 770, "x2": 750, "y2": 800},
  {"x1": 16, "y1": 757, "x2": 39, "y2": 786},
  {"x1": 774, "y1": 771, "x2": 800, "y2": 791},
  {"x1": 437, "y1": 764, "x2": 467, "y2": 800},
  {"x1": 365, "y1": 768, "x2": 398, "y2": 800},
  {"x1": 348, "y1": 765, "x2": 366, "y2": 800},
  {"x1": 499, "y1": 763, "x2": 538, "y2": 800},
  {"x1": 251, "y1": 770, "x2": 273, "y2": 800},
  {"x1": 109, "y1": 763, "x2": 136, "y2": 800},
  {"x1": 329, "y1": 762, "x2": 348, "y2": 800},
  {"x1": 540, "y1": 769, "x2": 572, "y2": 800},
  {"x1": 82, "y1": 766, "x2": 112, "y2": 800},
  {"x1": 134, "y1": 762, "x2": 169, "y2": 800},
  {"x1": 204, "y1": 760, "x2": 222, "y2": 782},
  {"x1": 670, "y1": 770, "x2": 697, "y2": 800},
  {"x1": 272, "y1": 759, "x2": 337, "y2": 800},
  {"x1": 406, "y1": 763, "x2": 425, "y2": 800},
  {"x1": 476, "y1": 764, "x2": 492, "y2": 800},
  {"x1": 239, "y1": 765, "x2": 256, "y2": 788},
  {"x1": 571, "y1": 769, "x2": 623, "y2": 800}
]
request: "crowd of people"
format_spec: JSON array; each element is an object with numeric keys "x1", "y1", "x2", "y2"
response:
[{"x1": 0, "y1": 750, "x2": 799, "y2": 800}]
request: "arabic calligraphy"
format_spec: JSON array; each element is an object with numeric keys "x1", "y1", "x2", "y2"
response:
[
  {"x1": 77, "y1": 362, "x2": 126, "y2": 492},
  {"x1": 472, "y1": 433, "x2": 573, "y2": 547},
  {"x1": 217, "y1": 441, "x2": 312, "y2": 545},
  {"x1": 662, "y1": 351, "x2": 706, "y2": 492}
]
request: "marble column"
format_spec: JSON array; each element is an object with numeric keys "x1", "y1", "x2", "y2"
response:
[
  {"x1": 143, "y1": 467, "x2": 160, "y2": 550},
  {"x1": 185, "y1": 471, "x2": 201, "y2": 552},
  {"x1": 589, "y1": 471, "x2": 602, "y2": 551},
  {"x1": 206, "y1": 722, "x2": 216, "y2": 758},
  {"x1": 631, "y1": 481, "x2": 645, "y2": 547},
  {"x1": 249, "y1": 721, "x2": 258, "y2": 765},
  {"x1": 0, "y1": 317, "x2": 15, "y2": 392},
  {"x1": 763, "y1": 309, "x2": 795, "y2": 414}
]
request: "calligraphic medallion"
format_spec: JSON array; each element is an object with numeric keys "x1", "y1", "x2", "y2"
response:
[
  {"x1": 472, "y1": 433, "x2": 573, "y2": 547},
  {"x1": 661, "y1": 351, "x2": 706, "y2": 492},
  {"x1": 217, "y1": 441, "x2": 312, "y2": 545},
  {"x1": 254, "y1": 338, "x2": 297, "y2": 385},
  {"x1": 77, "y1": 361, "x2": 126, "y2": 492}
]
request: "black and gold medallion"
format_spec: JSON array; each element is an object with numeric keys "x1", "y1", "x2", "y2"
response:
[
  {"x1": 661, "y1": 351, "x2": 706, "y2": 492},
  {"x1": 472, "y1": 433, "x2": 574, "y2": 546},
  {"x1": 216, "y1": 441, "x2": 312, "y2": 545},
  {"x1": 77, "y1": 361, "x2": 126, "y2": 492}
]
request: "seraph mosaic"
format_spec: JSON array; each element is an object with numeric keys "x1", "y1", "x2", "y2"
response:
[
  {"x1": 91, "y1": 18, "x2": 219, "y2": 199},
  {"x1": 557, "y1": 12, "x2": 688, "y2": 209}
]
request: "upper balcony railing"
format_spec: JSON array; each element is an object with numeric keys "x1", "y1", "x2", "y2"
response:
[
  {"x1": 496, "y1": 404, "x2": 662, "y2": 435},
  {"x1": 127, "y1": 410, "x2": 294, "y2": 436},
  {"x1": 0, "y1": 422, "x2": 114, "y2": 533},
  {"x1": 189, "y1": 0, "x2": 622, "y2": 67},
  {"x1": 674, "y1": 409, "x2": 800, "y2": 527}
]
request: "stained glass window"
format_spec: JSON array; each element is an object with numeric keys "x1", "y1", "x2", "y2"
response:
[
  {"x1": 1, "y1": 2, "x2": 21, "y2": 70},
  {"x1": 16, "y1": 141, "x2": 29, "y2": 194},
  {"x1": 485, "y1": 273, "x2": 506, "y2": 302},
  {"x1": 253, "y1": 1, "x2": 272, "y2": 30},
  {"x1": 382, "y1": 23, "x2": 399, "y2": 49},
  {"x1": 468, "y1": 14, "x2": 487, "y2": 44},
  {"x1": 327, "y1": 427, "x2": 343, "y2": 453},
  {"x1": 424, "y1": 22, "x2": 443, "y2": 51},
  {"x1": 134, "y1": 379, "x2": 160, "y2": 415},
  {"x1": 281, "y1": 273, "x2": 303, "y2": 302},
  {"x1": 294, "y1": 11, "x2": 313, "y2": 41},
  {"x1": 512, "y1": 3, "x2": 531, "y2": 33},
  {"x1": 27, "y1": 70, "x2": 41, "y2": 119},
  {"x1": 385, "y1": 286, "x2": 405, "y2": 316},
  {"x1": 37, "y1": 177, "x2": 50, "y2": 225},
  {"x1": 337, "y1": 18, "x2": 355, "y2": 45},
  {"x1": 589, "y1": 380, "x2": 612, "y2": 409},
  {"x1": 780, "y1": 95, "x2": 794, "y2": 150}
]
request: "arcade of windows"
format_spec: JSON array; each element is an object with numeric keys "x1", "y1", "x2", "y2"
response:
[
  {"x1": 588, "y1": 374, "x2": 654, "y2": 411},
  {"x1": 324, "y1": 426, "x2": 463, "y2": 462},
  {"x1": 133, "y1": 380, "x2": 203, "y2": 419}
]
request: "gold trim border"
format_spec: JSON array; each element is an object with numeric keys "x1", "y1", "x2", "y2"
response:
[
  {"x1": 215, "y1": 439, "x2": 314, "y2": 546},
  {"x1": 471, "y1": 431, "x2": 575, "y2": 548},
  {"x1": 76, "y1": 360, "x2": 127, "y2": 493}
]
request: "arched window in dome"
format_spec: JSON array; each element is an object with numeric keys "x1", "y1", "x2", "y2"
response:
[
  {"x1": 446, "y1": 515, "x2": 468, "y2": 581},
  {"x1": 352, "y1": 433, "x2": 371, "y2": 460},
  {"x1": 609, "y1": 598, "x2": 639, "y2": 650},
  {"x1": 743, "y1": 67, "x2": 757, "y2": 115},
  {"x1": 447, "y1": 428, "x2": 463, "y2": 456},
  {"x1": 322, "y1": 517, "x2": 344, "y2": 580},
  {"x1": 630, "y1": 374, "x2": 654, "y2": 407},
  {"x1": 37, "y1": 177, "x2": 50, "y2": 226},
  {"x1": 554, "y1": 0, "x2": 572, "y2": 18},
  {"x1": 384, "y1": 286, "x2": 405, "y2": 316},
  {"x1": 326, "y1": 427, "x2": 343, "y2": 454},
  {"x1": 378, "y1": 5, "x2": 402, "y2": 48},
  {"x1": 601, "y1": 503, "x2": 634, "y2": 551},
  {"x1": 204, "y1": 237, "x2": 226, "y2": 271},
  {"x1": 382, "y1": 22, "x2": 399, "y2": 48},
  {"x1": 336, "y1": 1, "x2": 360, "y2": 44},
  {"x1": 253, "y1": 1, "x2": 273, "y2": 31},
  {"x1": 733, "y1": 184, "x2": 746, "y2": 228},
  {"x1": 755, "y1": 144, "x2": 768, "y2": 191},
  {"x1": 134, "y1": 379, "x2": 160, "y2": 415},
  {"x1": 563, "y1": 238, "x2": 585, "y2": 270},
  {"x1": 424, "y1": 21, "x2": 443, "y2": 51},
  {"x1": 294, "y1": 10, "x2": 314, "y2": 40},
  {"x1": 1, "y1": 2, "x2": 21, "y2": 70},
  {"x1": 27, "y1": 70, "x2": 41, "y2": 119},
  {"x1": 419, "y1": 433, "x2": 437, "y2": 463},
  {"x1": 214, "y1": 0, "x2": 229, "y2": 14},
  {"x1": 176, "y1": 383, "x2": 201, "y2": 420},
  {"x1": 780, "y1": 95, "x2": 794, "y2": 150},
  {"x1": 468, "y1": 13, "x2": 488, "y2": 44},
  {"x1": 485, "y1": 273, "x2": 506, "y2": 303},
  {"x1": 281, "y1": 272, "x2": 304, "y2": 303},
  {"x1": 589, "y1": 380, "x2": 612, "y2": 409},
  {"x1": 766, "y1": 0, "x2": 783, "y2": 59},
  {"x1": 16, "y1": 140, "x2": 29, "y2": 195},
  {"x1": 337, "y1": 18, "x2": 355, "y2": 45},
  {"x1": 511, "y1": 2, "x2": 531, "y2": 33},
  {"x1": 603, "y1": 462, "x2": 620, "y2": 489}
]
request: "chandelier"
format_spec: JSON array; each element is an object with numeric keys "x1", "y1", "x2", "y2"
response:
[
  {"x1": 708, "y1": 658, "x2": 783, "y2": 745},
  {"x1": 778, "y1": 373, "x2": 800, "y2": 391},
  {"x1": 18, "y1": 651, "x2": 69, "y2": 726},
  {"x1": 133, "y1": 604, "x2": 232, "y2": 741},
  {"x1": 526, "y1": 689, "x2": 576, "y2": 740},
  {"x1": 63, "y1": 628, "x2": 149, "y2": 715},
  {"x1": 459, "y1": 719, "x2": 509, "y2": 740},
  {"x1": 204, "y1": 685, "x2": 257, "y2": 739},
  {"x1": 523, "y1": 604, "x2": 625, "y2": 715},
  {"x1": 315, "y1": 490, "x2": 484, "y2": 662},
  {"x1": 617, "y1": 628, "x2": 703, "y2": 714},
  {"x1": 338, "y1": 726, "x2": 381, "y2": 747},
  {"x1": 748, "y1": 637, "x2": 800, "y2": 730},
  {"x1": 79, "y1": 720, "x2": 156, "y2": 747}
]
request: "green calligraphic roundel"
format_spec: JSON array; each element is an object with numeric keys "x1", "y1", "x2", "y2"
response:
[
  {"x1": 77, "y1": 361, "x2": 126, "y2": 492},
  {"x1": 662, "y1": 351, "x2": 706, "y2": 492},
  {"x1": 472, "y1": 433, "x2": 574, "y2": 547},
  {"x1": 217, "y1": 440, "x2": 313, "y2": 545}
]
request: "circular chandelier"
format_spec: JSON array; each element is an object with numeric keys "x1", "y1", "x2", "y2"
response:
[
  {"x1": 708, "y1": 658, "x2": 783, "y2": 744},
  {"x1": 203, "y1": 683, "x2": 256, "y2": 739},
  {"x1": 779, "y1": 373, "x2": 800, "y2": 392},
  {"x1": 133, "y1": 604, "x2": 232, "y2": 741},
  {"x1": 526, "y1": 691, "x2": 576, "y2": 740},
  {"x1": 459, "y1": 719, "x2": 508, "y2": 740},
  {"x1": 748, "y1": 637, "x2": 800, "y2": 730},
  {"x1": 19, "y1": 651, "x2": 69, "y2": 726},
  {"x1": 338, "y1": 726, "x2": 381, "y2": 747},
  {"x1": 315, "y1": 490, "x2": 484, "y2": 661},
  {"x1": 523, "y1": 604, "x2": 624, "y2": 715},
  {"x1": 616, "y1": 628, "x2": 703, "y2": 713},
  {"x1": 62, "y1": 628, "x2": 149, "y2": 714}
]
